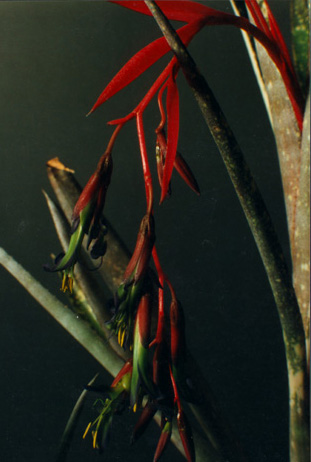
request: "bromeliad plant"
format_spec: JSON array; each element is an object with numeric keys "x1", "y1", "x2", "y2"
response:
[{"x1": 0, "y1": 1, "x2": 309, "y2": 462}]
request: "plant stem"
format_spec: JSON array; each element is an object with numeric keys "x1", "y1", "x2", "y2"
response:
[{"x1": 144, "y1": 1, "x2": 309, "y2": 461}]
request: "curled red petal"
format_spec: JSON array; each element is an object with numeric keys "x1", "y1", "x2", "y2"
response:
[{"x1": 160, "y1": 71, "x2": 179, "y2": 203}]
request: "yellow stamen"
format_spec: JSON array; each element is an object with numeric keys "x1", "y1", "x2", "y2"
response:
[
  {"x1": 92, "y1": 430, "x2": 98, "y2": 449},
  {"x1": 118, "y1": 327, "x2": 121, "y2": 345},
  {"x1": 133, "y1": 403, "x2": 137, "y2": 413},
  {"x1": 83, "y1": 422, "x2": 92, "y2": 439},
  {"x1": 120, "y1": 329, "x2": 126, "y2": 348},
  {"x1": 61, "y1": 273, "x2": 74, "y2": 293},
  {"x1": 61, "y1": 274, "x2": 67, "y2": 292}
]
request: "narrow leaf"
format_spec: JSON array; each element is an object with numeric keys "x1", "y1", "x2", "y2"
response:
[
  {"x1": 0, "y1": 248, "x2": 124, "y2": 377},
  {"x1": 56, "y1": 374, "x2": 99, "y2": 462}
]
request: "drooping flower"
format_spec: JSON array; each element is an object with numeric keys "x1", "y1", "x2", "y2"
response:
[
  {"x1": 107, "y1": 213, "x2": 155, "y2": 348},
  {"x1": 83, "y1": 360, "x2": 132, "y2": 451},
  {"x1": 45, "y1": 151, "x2": 112, "y2": 292}
]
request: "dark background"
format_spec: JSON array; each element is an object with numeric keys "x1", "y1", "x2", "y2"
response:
[{"x1": 0, "y1": 2, "x2": 291, "y2": 461}]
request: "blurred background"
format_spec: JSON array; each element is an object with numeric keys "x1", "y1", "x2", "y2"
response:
[{"x1": 0, "y1": 2, "x2": 292, "y2": 461}]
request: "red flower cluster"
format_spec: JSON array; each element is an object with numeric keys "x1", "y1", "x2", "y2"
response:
[{"x1": 47, "y1": 2, "x2": 304, "y2": 461}]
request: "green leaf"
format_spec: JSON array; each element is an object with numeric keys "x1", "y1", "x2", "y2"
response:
[{"x1": 56, "y1": 374, "x2": 99, "y2": 462}]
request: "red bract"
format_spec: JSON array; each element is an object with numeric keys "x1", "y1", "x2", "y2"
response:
[
  {"x1": 160, "y1": 69, "x2": 180, "y2": 203},
  {"x1": 100, "y1": 0, "x2": 303, "y2": 131},
  {"x1": 156, "y1": 86, "x2": 200, "y2": 198},
  {"x1": 245, "y1": 0, "x2": 272, "y2": 39},
  {"x1": 122, "y1": 213, "x2": 155, "y2": 284},
  {"x1": 243, "y1": 0, "x2": 303, "y2": 129},
  {"x1": 174, "y1": 152, "x2": 200, "y2": 196},
  {"x1": 89, "y1": 20, "x2": 204, "y2": 116},
  {"x1": 72, "y1": 151, "x2": 112, "y2": 224},
  {"x1": 86, "y1": 0, "x2": 304, "y2": 219},
  {"x1": 245, "y1": 0, "x2": 296, "y2": 79}
]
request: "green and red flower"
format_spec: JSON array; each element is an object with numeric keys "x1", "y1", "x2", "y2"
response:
[{"x1": 45, "y1": 151, "x2": 112, "y2": 292}]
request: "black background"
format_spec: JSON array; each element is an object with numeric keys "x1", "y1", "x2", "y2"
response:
[{"x1": 0, "y1": 2, "x2": 291, "y2": 461}]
